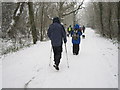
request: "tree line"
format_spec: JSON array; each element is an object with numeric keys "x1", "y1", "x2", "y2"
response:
[
  {"x1": 2, "y1": 1, "x2": 84, "y2": 43},
  {"x1": 79, "y1": 2, "x2": 120, "y2": 41}
]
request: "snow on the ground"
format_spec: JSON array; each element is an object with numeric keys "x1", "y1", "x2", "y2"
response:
[{"x1": 1, "y1": 28, "x2": 118, "y2": 88}]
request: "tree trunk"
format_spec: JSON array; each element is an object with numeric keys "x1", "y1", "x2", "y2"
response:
[
  {"x1": 98, "y1": 2, "x2": 105, "y2": 37},
  {"x1": 58, "y1": 2, "x2": 64, "y2": 22},
  {"x1": 73, "y1": 11, "x2": 76, "y2": 26},
  {"x1": 118, "y1": 2, "x2": 120, "y2": 42},
  {"x1": 108, "y1": 3, "x2": 112, "y2": 39},
  {"x1": 28, "y1": 2, "x2": 37, "y2": 44},
  {"x1": 8, "y1": 2, "x2": 25, "y2": 39},
  {"x1": 40, "y1": 3, "x2": 44, "y2": 41}
]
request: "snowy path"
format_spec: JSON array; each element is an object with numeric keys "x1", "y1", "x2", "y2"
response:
[{"x1": 2, "y1": 28, "x2": 118, "y2": 88}]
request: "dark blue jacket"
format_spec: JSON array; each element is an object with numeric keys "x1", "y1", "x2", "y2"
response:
[
  {"x1": 71, "y1": 30, "x2": 82, "y2": 44},
  {"x1": 47, "y1": 21, "x2": 67, "y2": 46}
]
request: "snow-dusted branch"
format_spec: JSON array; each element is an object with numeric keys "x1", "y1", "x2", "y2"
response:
[
  {"x1": 63, "y1": 2, "x2": 76, "y2": 12},
  {"x1": 47, "y1": 15, "x2": 53, "y2": 20},
  {"x1": 62, "y1": 0, "x2": 84, "y2": 17},
  {"x1": 7, "y1": 2, "x2": 25, "y2": 33}
]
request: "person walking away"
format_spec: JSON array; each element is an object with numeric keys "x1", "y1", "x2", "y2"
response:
[
  {"x1": 67, "y1": 25, "x2": 72, "y2": 37},
  {"x1": 47, "y1": 17, "x2": 67, "y2": 70},
  {"x1": 82, "y1": 25, "x2": 85, "y2": 33},
  {"x1": 64, "y1": 24, "x2": 68, "y2": 35},
  {"x1": 71, "y1": 24, "x2": 82, "y2": 55},
  {"x1": 82, "y1": 25, "x2": 86, "y2": 38}
]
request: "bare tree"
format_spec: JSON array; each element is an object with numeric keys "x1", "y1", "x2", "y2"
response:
[
  {"x1": 28, "y1": 2, "x2": 37, "y2": 44},
  {"x1": 62, "y1": 1, "x2": 84, "y2": 17},
  {"x1": 7, "y1": 2, "x2": 25, "y2": 40},
  {"x1": 79, "y1": 2, "x2": 119, "y2": 40},
  {"x1": 47, "y1": 1, "x2": 84, "y2": 22},
  {"x1": 118, "y1": 2, "x2": 120, "y2": 42},
  {"x1": 40, "y1": 2, "x2": 44, "y2": 41},
  {"x1": 34, "y1": 2, "x2": 52, "y2": 41},
  {"x1": 108, "y1": 3, "x2": 112, "y2": 39},
  {"x1": 98, "y1": 2, "x2": 105, "y2": 37}
]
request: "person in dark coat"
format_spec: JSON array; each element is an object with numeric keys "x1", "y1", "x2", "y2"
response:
[
  {"x1": 82, "y1": 25, "x2": 85, "y2": 33},
  {"x1": 82, "y1": 25, "x2": 86, "y2": 38},
  {"x1": 71, "y1": 24, "x2": 82, "y2": 55},
  {"x1": 47, "y1": 17, "x2": 67, "y2": 70}
]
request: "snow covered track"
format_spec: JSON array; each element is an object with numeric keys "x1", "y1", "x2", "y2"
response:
[{"x1": 2, "y1": 28, "x2": 118, "y2": 88}]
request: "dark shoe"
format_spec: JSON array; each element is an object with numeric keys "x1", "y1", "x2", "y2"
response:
[
  {"x1": 53, "y1": 65, "x2": 59, "y2": 70},
  {"x1": 73, "y1": 53, "x2": 76, "y2": 55},
  {"x1": 76, "y1": 53, "x2": 79, "y2": 55}
]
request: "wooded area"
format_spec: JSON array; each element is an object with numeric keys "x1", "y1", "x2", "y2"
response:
[
  {"x1": 79, "y1": 2, "x2": 120, "y2": 40},
  {"x1": 0, "y1": 1, "x2": 120, "y2": 55}
]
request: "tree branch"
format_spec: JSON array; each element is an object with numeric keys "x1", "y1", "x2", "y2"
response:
[
  {"x1": 62, "y1": 0, "x2": 84, "y2": 17},
  {"x1": 47, "y1": 15, "x2": 53, "y2": 20},
  {"x1": 63, "y1": 2, "x2": 76, "y2": 12},
  {"x1": 7, "y1": 2, "x2": 25, "y2": 33}
]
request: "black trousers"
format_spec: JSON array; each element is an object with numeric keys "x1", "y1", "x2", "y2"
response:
[
  {"x1": 73, "y1": 44, "x2": 79, "y2": 55},
  {"x1": 52, "y1": 46, "x2": 62, "y2": 66},
  {"x1": 83, "y1": 29, "x2": 85, "y2": 33}
]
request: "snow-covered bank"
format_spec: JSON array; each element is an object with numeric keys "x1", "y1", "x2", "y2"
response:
[{"x1": 2, "y1": 28, "x2": 118, "y2": 88}]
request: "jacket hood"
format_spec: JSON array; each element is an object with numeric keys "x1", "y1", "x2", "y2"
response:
[
  {"x1": 74, "y1": 24, "x2": 80, "y2": 29},
  {"x1": 53, "y1": 17, "x2": 60, "y2": 24}
]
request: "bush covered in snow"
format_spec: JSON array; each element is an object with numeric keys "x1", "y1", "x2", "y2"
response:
[{"x1": 0, "y1": 38, "x2": 32, "y2": 55}]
